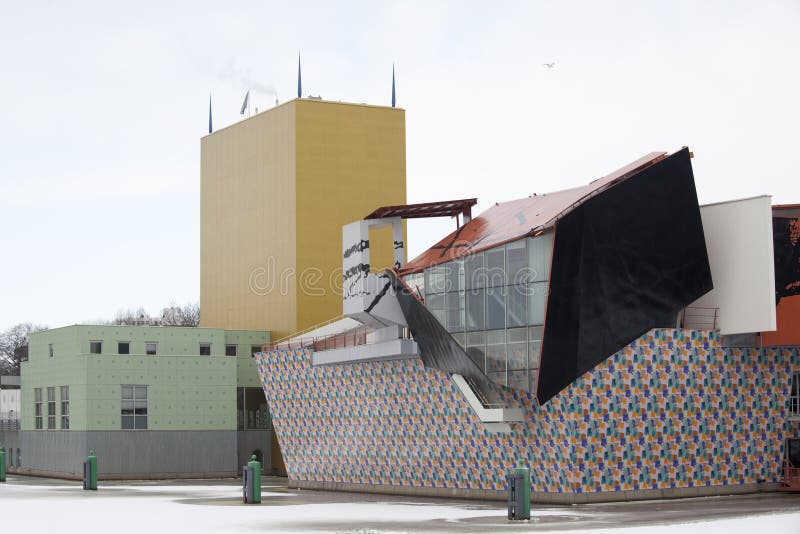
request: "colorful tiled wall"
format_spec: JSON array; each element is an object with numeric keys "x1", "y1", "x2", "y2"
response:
[{"x1": 256, "y1": 329, "x2": 799, "y2": 494}]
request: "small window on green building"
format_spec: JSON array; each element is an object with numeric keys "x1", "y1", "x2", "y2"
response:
[
  {"x1": 225, "y1": 344, "x2": 238, "y2": 357},
  {"x1": 89, "y1": 341, "x2": 102, "y2": 354},
  {"x1": 251, "y1": 345, "x2": 262, "y2": 358},
  {"x1": 145, "y1": 342, "x2": 158, "y2": 356},
  {"x1": 118, "y1": 342, "x2": 130, "y2": 355},
  {"x1": 48, "y1": 344, "x2": 54, "y2": 358},
  {"x1": 199, "y1": 343, "x2": 211, "y2": 356}
]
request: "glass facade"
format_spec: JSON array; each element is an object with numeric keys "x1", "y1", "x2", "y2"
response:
[{"x1": 420, "y1": 233, "x2": 553, "y2": 393}]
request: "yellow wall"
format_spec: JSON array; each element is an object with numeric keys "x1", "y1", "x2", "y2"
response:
[
  {"x1": 200, "y1": 102, "x2": 297, "y2": 336},
  {"x1": 201, "y1": 99, "x2": 406, "y2": 339}
]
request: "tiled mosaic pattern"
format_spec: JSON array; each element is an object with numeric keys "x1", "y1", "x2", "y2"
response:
[{"x1": 256, "y1": 329, "x2": 800, "y2": 494}]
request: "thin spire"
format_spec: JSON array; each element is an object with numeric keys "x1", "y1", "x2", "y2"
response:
[
  {"x1": 297, "y1": 52, "x2": 302, "y2": 99},
  {"x1": 391, "y1": 64, "x2": 396, "y2": 108},
  {"x1": 208, "y1": 94, "x2": 213, "y2": 134}
]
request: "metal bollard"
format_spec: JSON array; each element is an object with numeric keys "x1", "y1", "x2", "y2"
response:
[
  {"x1": 243, "y1": 454, "x2": 261, "y2": 504},
  {"x1": 83, "y1": 450, "x2": 97, "y2": 491},
  {"x1": 0, "y1": 447, "x2": 6, "y2": 483}
]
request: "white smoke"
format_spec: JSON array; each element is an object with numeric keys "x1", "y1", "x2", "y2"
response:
[{"x1": 219, "y1": 58, "x2": 278, "y2": 100}]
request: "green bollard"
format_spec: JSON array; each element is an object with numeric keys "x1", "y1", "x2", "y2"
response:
[
  {"x1": 248, "y1": 454, "x2": 261, "y2": 504},
  {"x1": 0, "y1": 447, "x2": 6, "y2": 482},
  {"x1": 514, "y1": 460, "x2": 531, "y2": 519},
  {"x1": 86, "y1": 450, "x2": 98, "y2": 490}
]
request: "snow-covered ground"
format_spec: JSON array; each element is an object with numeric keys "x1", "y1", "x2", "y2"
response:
[{"x1": 1, "y1": 476, "x2": 798, "y2": 533}]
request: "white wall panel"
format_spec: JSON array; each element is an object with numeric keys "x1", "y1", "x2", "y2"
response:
[{"x1": 687, "y1": 196, "x2": 776, "y2": 335}]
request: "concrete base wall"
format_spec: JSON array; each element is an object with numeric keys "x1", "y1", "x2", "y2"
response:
[
  {"x1": 0, "y1": 429, "x2": 21, "y2": 473},
  {"x1": 237, "y1": 430, "x2": 272, "y2": 472},
  {"x1": 290, "y1": 478, "x2": 779, "y2": 504},
  {"x1": 17, "y1": 430, "x2": 239, "y2": 479}
]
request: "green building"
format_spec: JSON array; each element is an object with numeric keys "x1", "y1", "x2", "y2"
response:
[{"x1": 17, "y1": 325, "x2": 270, "y2": 479}]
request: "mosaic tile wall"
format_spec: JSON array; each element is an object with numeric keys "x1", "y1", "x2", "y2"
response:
[{"x1": 256, "y1": 329, "x2": 799, "y2": 494}]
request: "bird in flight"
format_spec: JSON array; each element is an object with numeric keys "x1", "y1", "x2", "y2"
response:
[{"x1": 542, "y1": 62, "x2": 556, "y2": 68}]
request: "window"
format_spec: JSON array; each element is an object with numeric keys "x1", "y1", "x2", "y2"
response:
[
  {"x1": 790, "y1": 372, "x2": 800, "y2": 419},
  {"x1": 421, "y1": 232, "x2": 553, "y2": 394},
  {"x1": 251, "y1": 345, "x2": 262, "y2": 358},
  {"x1": 145, "y1": 342, "x2": 158, "y2": 356},
  {"x1": 199, "y1": 343, "x2": 211, "y2": 356},
  {"x1": 237, "y1": 387, "x2": 271, "y2": 430},
  {"x1": 49, "y1": 344, "x2": 54, "y2": 358},
  {"x1": 225, "y1": 344, "x2": 238, "y2": 357},
  {"x1": 60, "y1": 386, "x2": 69, "y2": 429},
  {"x1": 34, "y1": 388, "x2": 42, "y2": 430},
  {"x1": 47, "y1": 387, "x2": 56, "y2": 429},
  {"x1": 118, "y1": 342, "x2": 130, "y2": 355},
  {"x1": 89, "y1": 341, "x2": 102, "y2": 354},
  {"x1": 121, "y1": 385, "x2": 147, "y2": 430}
]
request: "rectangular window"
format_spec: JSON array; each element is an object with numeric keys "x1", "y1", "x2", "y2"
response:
[
  {"x1": 47, "y1": 387, "x2": 56, "y2": 429},
  {"x1": 464, "y1": 251, "x2": 485, "y2": 289},
  {"x1": 466, "y1": 288, "x2": 485, "y2": 331},
  {"x1": 790, "y1": 372, "x2": 800, "y2": 419},
  {"x1": 89, "y1": 341, "x2": 102, "y2": 354},
  {"x1": 118, "y1": 342, "x2": 130, "y2": 355},
  {"x1": 486, "y1": 286, "x2": 506, "y2": 330},
  {"x1": 466, "y1": 331, "x2": 486, "y2": 372},
  {"x1": 34, "y1": 388, "x2": 43, "y2": 430},
  {"x1": 425, "y1": 265, "x2": 447, "y2": 294},
  {"x1": 237, "y1": 387, "x2": 271, "y2": 430},
  {"x1": 507, "y1": 284, "x2": 527, "y2": 327},
  {"x1": 121, "y1": 385, "x2": 148, "y2": 430},
  {"x1": 446, "y1": 291, "x2": 465, "y2": 331},
  {"x1": 145, "y1": 342, "x2": 158, "y2": 356},
  {"x1": 225, "y1": 344, "x2": 238, "y2": 357},
  {"x1": 49, "y1": 344, "x2": 54, "y2": 358},
  {"x1": 486, "y1": 329, "x2": 507, "y2": 385},
  {"x1": 506, "y1": 240, "x2": 527, "y2": 285},
  {"x1": 444, "y1": 261, "x2": 463, "y2": 292},
  {"x1": 60, "y1": 386, "x2": 70, "y2": 429},
  {"x1": 528, "y1": 233, "x2": 553, "y2": 282},
  {"x1": 485, "y1": 247, "x2": 506, "y2": 286},
  {"x1": 199, "y1": 343, "x2": 211, "y2": 356},
  {"x1": 251, "y1": 345, "x2": 262, "y2": 358},
  {"x1": 528, "y1": 281, "x2": 548, "y2": 326},
  {"x1": 528, "y1": 326, "x2": 544, "y2": 369}
]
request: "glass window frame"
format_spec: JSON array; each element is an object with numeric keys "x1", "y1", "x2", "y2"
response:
[
  {"x1": 199, "y1": 343, "x2": 212, "y2": 356},
  {"x1": 121, "y1": 385, "x2": 148, "y2": 430},
  {"x1": 46, "y1": 387, "x2": 56, "y2": 429},
  {"x1": 89, "y1": 341, "x2": 102, "y2": 354},
  {"x1": 60, "y1": 386, "x2": 69, "y2": 429},
  {"x1": 225, "y1": 344, "x2": 238, "y2": 357}
]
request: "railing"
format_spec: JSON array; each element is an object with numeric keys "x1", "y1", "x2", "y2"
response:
[
  {"x1": 780, "y1": 459, "x2": 800, "y2": 489},
  {"x1": 679, "y1": 306, "x2": 719, "y2": 330},
  {"x1": 267, "y1": 315, "x2": 347, "y2": 348},
  {"x1": 264, "y1": 325, "x2": 413, "y2": 353},
  {"x1": 0, "y1": 417, "x2": 20, "y2": 431}
]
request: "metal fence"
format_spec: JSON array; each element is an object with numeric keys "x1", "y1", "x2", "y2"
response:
[{"x1": 0, "y1": 416, "x2": 20, "y2": 431}]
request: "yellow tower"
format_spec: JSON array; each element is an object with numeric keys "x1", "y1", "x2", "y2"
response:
[{"x1": 200, "y1": 99, "x2": 406, "y2": 339}]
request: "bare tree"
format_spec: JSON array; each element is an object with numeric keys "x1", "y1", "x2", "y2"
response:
[
  {"x1": 0, "y1": 323, "x2": 47, "y2": 375},
  {"x1": 161, "y1": 302, "x2": 200, "y2": 327}
]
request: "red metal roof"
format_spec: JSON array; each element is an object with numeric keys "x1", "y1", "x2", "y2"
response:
[
  {"x1": 399, "y1": 151, "x2": 669, "y2": 274},
  {"x1": 364, "y1": 198, "x2": 477, "y2": 220}
]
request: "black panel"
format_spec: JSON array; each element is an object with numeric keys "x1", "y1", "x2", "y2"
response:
[
  {"x1": 773, "y1": 217, "x2": 800, "y2": 304},
  {"x1": 537, "y1": 148, "x2": 712, "y2": 404},
  {"x1": 387, "y1": 270, "x2": 499, "y2": 403}
]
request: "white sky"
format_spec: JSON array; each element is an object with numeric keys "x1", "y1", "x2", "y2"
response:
[{"x1": 1, "y1": 1, "x2": 798, "y2": 331}]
